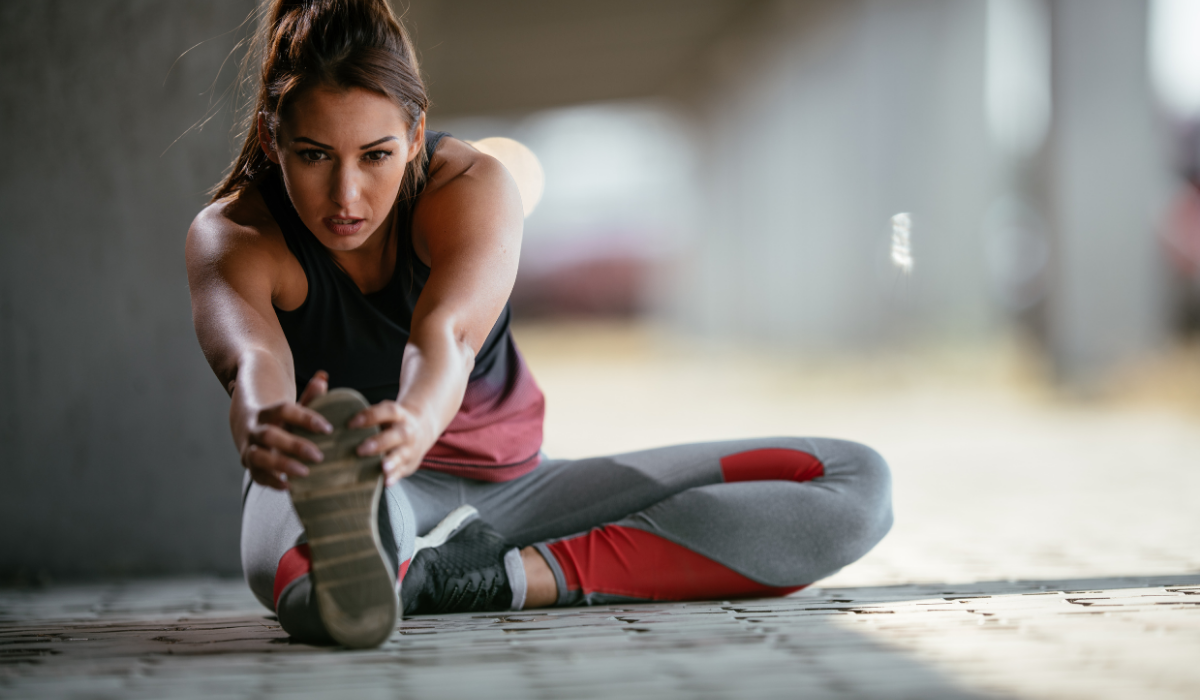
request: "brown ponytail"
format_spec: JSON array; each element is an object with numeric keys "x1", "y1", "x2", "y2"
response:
[{"x1": 211, "y1": 0, "x2": 430, "y2": 203}]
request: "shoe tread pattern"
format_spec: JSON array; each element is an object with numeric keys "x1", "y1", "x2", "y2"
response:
[{"x1": 288, "y1": 388, "x2": 396, "y2": 649}]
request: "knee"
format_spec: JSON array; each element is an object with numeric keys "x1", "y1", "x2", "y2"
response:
[
  {"x1": 814, "y1": 439, "x2": 894, "y2": 558},
  {"x1": 818, "y1": 440, "x2": 891, "y2": 495},
  {"x1": 844, "y1": 441, "x2": 892, "y2": 522}
]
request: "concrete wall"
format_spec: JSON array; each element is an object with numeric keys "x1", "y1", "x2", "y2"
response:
[{"x1": 0, "y1": 1, "x2": 255, "y2": 578}]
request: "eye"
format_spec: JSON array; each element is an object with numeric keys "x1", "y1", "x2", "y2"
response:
[
  {"x1": 363, "y1": 149, "x2": 393, "y2": 164},
  {"x1": 298, "y1": 149, "x2": 328, "y2": 163}
]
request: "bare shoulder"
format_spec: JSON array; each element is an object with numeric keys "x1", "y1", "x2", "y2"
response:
[
  {"x1": 420, "y1": 136, "x2": 518, "y2": 208},
  {"x1": 414, "y1": 136, "x2": 522, "y2": 243},
  {"x1": 186, "y1": 186, "x2": 290, "y2": 281}
]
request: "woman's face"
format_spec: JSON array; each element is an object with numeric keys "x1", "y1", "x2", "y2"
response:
[{"x1": 262, "y1": 86, "x2": 423, "y2": 252}]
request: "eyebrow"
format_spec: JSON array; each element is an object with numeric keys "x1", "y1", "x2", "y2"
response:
[
  {"x1": 359, "y1": 136, "x2": 398, "y2": 149},
  {"x1": 292, "y1": 137, "x2": 333, "y2": 149},
  {"x1": 291, "y1": 136, "x2": 398, "y2": 149}
]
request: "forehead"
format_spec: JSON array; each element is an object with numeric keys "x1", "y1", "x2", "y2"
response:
[{"x1": 281, "y1": 86, "x2": 409, "y2": 141}]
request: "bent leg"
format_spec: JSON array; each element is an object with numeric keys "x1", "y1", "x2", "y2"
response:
[{"x1": 469, "y1": 438, "x2": 893, "y2": 606}]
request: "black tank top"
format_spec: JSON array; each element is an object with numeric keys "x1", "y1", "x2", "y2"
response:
[{"x1": 258, "y1": 130, "x2": 545, "y2": 481}]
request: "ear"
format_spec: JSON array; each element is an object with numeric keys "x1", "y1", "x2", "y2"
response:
[
  {"x1": 406, "y1": 112, "x2": 426, "y2": 163},
  {"x1": 258, "y1": 113, "x2": 281, "y2": 165}
]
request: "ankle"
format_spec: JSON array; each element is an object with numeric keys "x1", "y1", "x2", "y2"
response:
[{"x1": 521, "y1": 547, "x2": 557, "y2": 608}]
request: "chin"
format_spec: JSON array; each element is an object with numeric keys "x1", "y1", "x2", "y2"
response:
[
  {"x1": 306, "y1": 219, "x2": 379, "y2": 251},
  {"x1": 313, "y1": 231, "x2": 371, "y2": 251}
]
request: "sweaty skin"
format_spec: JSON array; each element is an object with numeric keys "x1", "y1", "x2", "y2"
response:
[
  {"x1": 187, "y1": 86, "x2": 520, "y2": 486},
  {"x1": 185, "y1": 86, "x2": 559, "y2": 603}
]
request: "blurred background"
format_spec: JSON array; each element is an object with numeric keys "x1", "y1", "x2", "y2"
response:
[{"x1": 1, "y1": 0, "x2": 1198, "y2": 583}]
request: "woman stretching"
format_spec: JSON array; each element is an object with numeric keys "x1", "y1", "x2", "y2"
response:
[{"x1": 187, "y1": 0, "x2": 893, "y2": 649}]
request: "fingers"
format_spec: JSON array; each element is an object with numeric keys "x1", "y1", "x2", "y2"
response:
[
  {"x1": 352, "y1": 407, "x2": 406, "y2": 456},
  {"x1": 348, "y1": 401, "x2": 404, "y2": 430},
  {"x1": 298, "y1": 370, "x2": 329, "y2": 406},
  {"x1": 375, "y1": 432, "x2": 415, "y2": 473},
  {"x1": 345, "y1": 401, "x2": 426, "y2": 484},
  {"x1": 352, "y1": 406, "x2": 420, "y2": 483},
  {"x1": 242, "y1": 385, "x2": 337, "y2": 492},
  {"x1": 244, "y1": 431, "x2": 315, "y2": 479},
  {"x1": 268, "y1": 402, "x2": 332, "y2": 435},
  {"x1": 356, "y1": 417, "x2": 413, "y2": 457},
  {"x1": 383, "y1": 448, "x2": 422, "y2": 485},
  {"x1": 368, "y1": 426, "x2": 422, "y2": 484},
  {"x1": 257, "y1": 424, "x2": 324, "y2": 464}
]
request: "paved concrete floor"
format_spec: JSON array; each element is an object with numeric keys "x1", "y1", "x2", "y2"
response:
[
  {"x1": 3, "y1": 324, "x2": 1198, "y2": 699},
  {"x1": 3, "y1": 574, "x2": 1198, "y2": 699}
]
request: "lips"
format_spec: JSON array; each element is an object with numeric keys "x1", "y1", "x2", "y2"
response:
[{"x1": 323, "y1": 216, "x2": 365, "y2": 237}]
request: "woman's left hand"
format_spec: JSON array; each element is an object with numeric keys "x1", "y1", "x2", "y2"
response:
[{"x1": 349, "y1": 401, "x2": 435, "y2": 485}]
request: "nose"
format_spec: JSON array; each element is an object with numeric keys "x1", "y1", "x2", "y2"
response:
[{"x1": 329, "y1": 161, "x2": 360, "y2": 209}]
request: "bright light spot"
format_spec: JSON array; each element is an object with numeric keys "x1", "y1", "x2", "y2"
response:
[
  {"x1": 1150, "y1": 0, "x2": 1200, "y2": 119},
  {"x1": 469, "y1": 137, "x2": 546, "y2": 218},
  {"x1": 891, "y1": 212, "x2": 913, "y2": 274},
  {"x1": 986, "y1": 0, "x2": 1051, "y2": 160}
]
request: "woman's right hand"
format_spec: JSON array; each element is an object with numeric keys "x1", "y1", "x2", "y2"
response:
[{"x1": 238, "y1": 370, "x2": 334, "y2": 490}]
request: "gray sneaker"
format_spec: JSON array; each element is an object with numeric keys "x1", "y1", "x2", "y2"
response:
[{"x1": 287, "y1": 388, "x2": 397, "y2": 648}]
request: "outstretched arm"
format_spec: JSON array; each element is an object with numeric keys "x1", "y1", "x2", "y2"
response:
[
  {"x1": 186, "y1": 201, "x2": 332, "y2": 490},
  {"x1": 350, "y1": 140, "x2": 524, "y2": 484}
]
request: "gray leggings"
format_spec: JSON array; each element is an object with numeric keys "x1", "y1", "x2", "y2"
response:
[{"x1": 242, "y1": 437, "x2": 893, "y2": 611}]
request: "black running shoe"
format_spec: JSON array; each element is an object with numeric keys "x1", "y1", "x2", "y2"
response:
[{"x1": 401, "y1": 516, "x2": 514, "y2": 615}]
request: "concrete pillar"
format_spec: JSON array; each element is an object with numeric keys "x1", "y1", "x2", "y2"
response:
[
  {"x1": 679, "y1": 0, "x2": 1000, "y2": 351},
  {"x1": 1045, "y1": 0, "x2": 1170, "y2": 384}
]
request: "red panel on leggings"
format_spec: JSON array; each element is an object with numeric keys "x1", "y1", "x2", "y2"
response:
[
  {"x1": 720, "y1": 448, "x2": 824, "y2": 484},
  {"x1": 546, "y1": 526, "x2": 805, "y2": 601},
  {"x1": 273, "y1": 544, "x2": 312, "y2": 609},
  {"x1": 272, "y1": 544, "x2": 410, "y2": 610}
]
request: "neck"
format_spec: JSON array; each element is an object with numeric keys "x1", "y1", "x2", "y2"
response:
[{"x1": 327, "y1": 205, "x2": 398, "y2": 295}]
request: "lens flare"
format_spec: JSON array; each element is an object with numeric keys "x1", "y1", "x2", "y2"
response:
[{"x1": 468, "y1": 137, "x2": 546, "y2": 218}]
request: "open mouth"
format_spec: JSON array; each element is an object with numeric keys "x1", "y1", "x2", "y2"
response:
[{"x1": 323, "y1": 217, "x2": 366, "y2": 237}]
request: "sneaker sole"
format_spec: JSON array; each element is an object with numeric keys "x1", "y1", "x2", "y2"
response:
[{"x1": 288, "y1": 388, "x2": 397, "y2": 649}]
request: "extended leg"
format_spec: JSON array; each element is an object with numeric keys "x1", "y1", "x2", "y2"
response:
[{"x1": 240, "y1": 473, "x2": 421, "y2": 643}]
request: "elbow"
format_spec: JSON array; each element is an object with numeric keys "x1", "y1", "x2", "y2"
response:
[
  {"x1": 458, "y1": 332, "x2": 477, "y2": 375},
  {"x1": 198, "y1": 342, "x2": 240, "y2": 397},
  {"x1": 417, "y1": 312, "x2": 480, "y2": 361},
  {"x1": 448, "y1": 322, "x2": 477, "y2": 376},
  {"x1": 407, "y1": 316, "x2": 478, "y2": 376},
  {"x1": 224, "y1": 346, "x2": 283, "y2": 398}
]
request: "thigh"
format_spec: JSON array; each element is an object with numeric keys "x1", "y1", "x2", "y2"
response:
[
  {"x1": 397, "y1": 468, "x2": 471, "y2": 536},
  {"x1": 464, "y1": 437, "x2": 822, "y2": 547}
]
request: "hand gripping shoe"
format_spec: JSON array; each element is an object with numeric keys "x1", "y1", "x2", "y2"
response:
[
  {"x1": 287, "y1": 388, "x2": 397, "y2": 648},
  {"x1": 401, "y1": 508, "x2": 515, "y2": 616}
]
